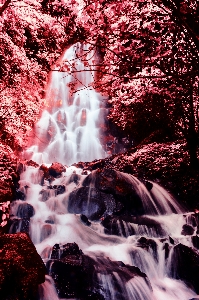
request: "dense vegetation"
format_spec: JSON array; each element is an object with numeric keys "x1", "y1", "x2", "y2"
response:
[{"x1": 0, "y1": 0, "x2": 198, "y2": 206}]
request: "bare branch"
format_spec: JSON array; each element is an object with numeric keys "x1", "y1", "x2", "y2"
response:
[{"x1": 0, "y1": 0, "x2": 12, "y2": 16}]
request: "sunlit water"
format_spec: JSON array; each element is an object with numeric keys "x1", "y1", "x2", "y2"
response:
[
  {"x1": 14, "y1": 43, "x2": 199, "y2": 299},
  {"x1": 24, "y1": 43, "x2": 107, "y2": 165}
]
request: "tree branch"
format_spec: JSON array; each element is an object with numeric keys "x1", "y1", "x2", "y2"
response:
[{"x1": 0, "y1": 0, "x2": 12, "y2": 16}]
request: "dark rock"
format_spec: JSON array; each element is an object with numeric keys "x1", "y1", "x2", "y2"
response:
[
  {"x1": 16, "y1": 162, "x2": 25, "y2": 174},
  {"x1": 169, "y1": 236, "x2": 175, "y2": 244},
  {"x1": 192, "y1": 236, "x2": 199, "y2": 249},
  {"x1": 181, "y1": 224, "x2": 195, "y2": 236},
  {"x1": 102, "y1": 215, "x2": 166, "y2": 238},
  {"x1": 163, "y1": 242, "x2": 170, "y2": 260},
  {"x1": 68, "y1": 187, "x2": 114, "y2": 221},
  {"x1": 46, "y1": 243, "x2": 150, "y2": 300},
  {"x1": 45, "y1": 219, "x2": 55, "y2": 224},
  {"x1": 89, "y1": 256, "x2": 151, "y2": 300},
  {"x1": 82, "y1": 170, "x2": 88, "y2": 175},
  {"x1": 197, "y1": 227, "x2": 199, "y2": 235},
  {"x1": 39, "y1": 164, "x2": 49, "y2": 181},
  {"x1": 41, "y1": 224, "x2": 52, "y2": 241},
  {"x1": 53, "y1": 185, "x2": 66, "y2": 195},
  {"x1": 128, "y1": 215, "x2": 166, "y2": 237},
  {"x1": 0, "y1": 233, "x2": 46, "y2": 300},
  {"x1": 26, "y1": 160, "x2": 39, "y2": 167},
  {"x1": 80, "y1": 214, "x2": 91, "y2": 226},
  {"x1": 68, "y1": 172, "x2": 80, "y2": 184},
  {"x1": 39, "y1": 189, "x2": 50, "y2": 202},
  {"x1": 60, "y1": 242, "x2": 83, "y2": 259},
  {"x1": 83, "y1": 168, "x2": 133, "y2": 196},
  {"x1": 137, "y1": 237, "x2": 158, "y2": 261},
  {"x1": 16, "y1": 203, "x2": 35, "y2": 218},
  {"x1": 40, "y1": 185, "x2": 65, "y2": 200},
  {"x1": 45, "y1": 215, "x2": 56, "y2": 225},
  {"x1": 72, "y1": 161, "x2": 85, "y2": 169},
  {"x1": 144, "y1": 181, "x2": 153, "y2": 191},
  {"x1": 185, "y1": 214, "x2": 197, "y2": 227},
  {"x1": 8, "y1": 218, "x2": 30, "y2": 234},
  {"x1": 15, "y1": 189, "x2": 26, "y2": 200},
  {"x1": 48, "y1": 162, "x2": 66, "y2": 178},
  {"x1": 122, "y1": 164, "x2": 135, "y2": 174},
  {"x1": 82, "y1": 168, "x2": 145, "y2": 216},
  {"x1": 101, "y1": 215, "x2": 135, "y2": 237},
  {"x1": 47, "y1": 243, "x2": 88, "y2": 299},
  {"x1": 169, "y1": 243, "x2": 199, "y2": 293},
  {"x1": 51, "y1": 244, "x2": 60, "y2": 259}
]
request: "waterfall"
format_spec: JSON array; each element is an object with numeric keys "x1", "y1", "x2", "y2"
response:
[
  {"x1": 12, "y1": 43, "x2": 199, "y2": 299},
  {"x1": 24, "y1": 43, "x2": 107, "y2": 165}
]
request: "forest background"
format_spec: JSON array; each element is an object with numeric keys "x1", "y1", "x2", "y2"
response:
[{"x1": 0, "y1": 0, "x2": 198, "y2": 209}]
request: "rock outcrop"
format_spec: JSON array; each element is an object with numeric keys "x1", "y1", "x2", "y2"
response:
[
  {"x1": 0, "y1": 232, "x2": 46, "y2": 300},
  {"x1": 46, "y1": 242, "x2": 150, "y2": 300}
]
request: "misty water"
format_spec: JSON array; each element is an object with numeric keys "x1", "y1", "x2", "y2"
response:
[{"x1": 12, "y1": 43, "x2": 199, "y2": 299}]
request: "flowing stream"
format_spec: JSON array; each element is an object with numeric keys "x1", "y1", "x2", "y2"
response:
[{"x1": 12, "y1": 43, "x2": 199, "y2": 299}]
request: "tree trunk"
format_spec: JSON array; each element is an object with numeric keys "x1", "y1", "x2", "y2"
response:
[{"x1": 187, "y1": 133, "x2": 199, "y2": 169}]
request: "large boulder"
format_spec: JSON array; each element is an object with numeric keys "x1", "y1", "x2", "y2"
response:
[
  {"x1": 0, "y1": 233, "x2": 46, "y2": 300},
  {"x1": 8, "y1": 202, "x2": 35, "y2": 234},
  {"x1": 169, "y1": 243, "x2": 199, "y2": 293},
  {"x1": 48, "y1": 162, "x2": 66, "y2": 178},
  {"x1": 46, "y1": 243, "x2": 103, "y2": 299},
  {"x1": 68, "y1": 186, "x2": 116, "y2": 221},
  {"x1": 8, "y1": 217, "x2": 30, "y2": 234},
  {"x1": 46, "y1": 242, "x2": 151, "y2": 300},
  {"x1": 82, "y1": 169, "x2": 145, "y2": 216},
  {"x1": 82, "y1": 168, "x2": 134, "y2": 196},
  {"x1": 101, "y1": 215, "x2": 166, "y2": 238}
]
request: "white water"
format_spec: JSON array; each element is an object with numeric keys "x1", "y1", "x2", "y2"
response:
[
  {"x1": 15, "y1": 43, "x2": 198, "y2": 299},
  {"x1": 11, "y1": 165, "x2": 198, "y2": 300},
  {"x1": 24, "y1": 43, "x2": 106, "y2": 165}
]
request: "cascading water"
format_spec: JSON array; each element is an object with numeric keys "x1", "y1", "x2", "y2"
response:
[
  {"x1": 24, "y1": 43, "x2": 107, "y2": 165},
  {"x1": 12, "y1": 43, "x2": 199, "y2": 299}
]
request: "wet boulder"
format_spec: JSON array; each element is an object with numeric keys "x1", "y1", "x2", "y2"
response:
[
  {"x1": 0, "y1": 233, "x2": 46, "y2": 300},
  {"x1": 8, "y1": 217, "x2": 30, "y2": 234},
  {"x1": 14, "y1": 189, "x2": 26, "y2": 200},
  {"x1": 46, "y1": 243, "x2": 103, "y2": 299},
  {"x1": 39, "y1": 189, "x2": 50, "y2": 202},
  {"x1": 39, "y1": 164, "x2": 50, "y2": 182},
  {"x1": 83, "y1": 168, "x2": 133, "y2": 196},
  {"x1": 101, "y1": 215, "x2": 135, "y2": 237},
  {"x1": 181, "y1": 224, "x2": 195, "y2": 236},
  {"x1": 80, "y1": 214, "x2": 91, "y2": 226},
  {"x1": 185, "y1": 214, "x2": 197, "y2": 227},
  {"x1": 16, "y1": 203, "x2": 35, "y2": 219},
  {"x1": 82, "y1": 168, "x2": 145, "y2": 216},
  {"x1": 101, "y1": 215, "x2": 166, "y2": 238},
  {"x1": 68, "y1": 187, "x2": 116, "y2": 221},
  {"x1": 169, "y1": 243, "x2": 199, "y2": 293},
  {"x1": 91, "y1": 256, "x2": 151, "y2": 300},
  {"x1": 137, "y1": 237, "x2": 158, "y2": 262},
  {"x1": 130, "y1": 216, "x2": 167, "y2": 237},
  {"x1": 192, "y1": 236, "x2": 199, "y2": 249},
  {"x1": 40, "y1": 224, "x2": 52, "y2": 241},
  {"x1": 48, "y1": 162, "x2": 66, "y2": 178},
  {"x1": 68, "y1": 172, "x2": 80, "y2": 184},
  {"x1": 40, "y1": 185, "x2": 66, "y2": 202},
  {"x1": 46, "y1": 243, "x2": 151, "y2": 300},
  {"x1": 53, "y1": 185, "x2": 66, "y2": 195}
]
